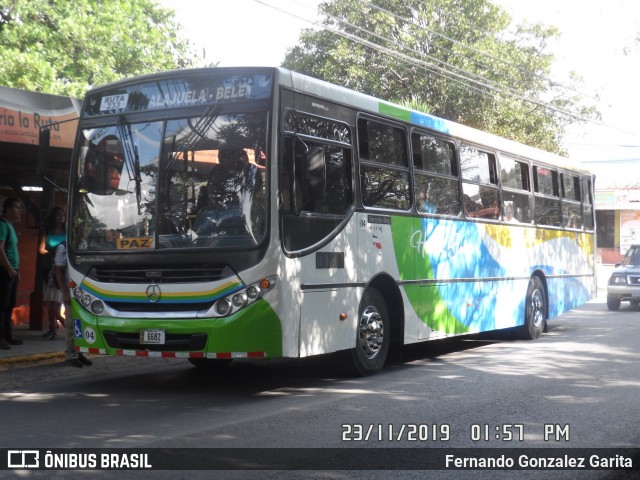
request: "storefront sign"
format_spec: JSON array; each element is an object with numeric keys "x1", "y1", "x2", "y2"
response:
[{"x1": 0, "y1": 86, "x2": 80, "y2": 148}]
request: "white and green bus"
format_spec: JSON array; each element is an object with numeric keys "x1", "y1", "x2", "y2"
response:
[{"x1": 67, "y1": 67, "x2": 595, "y2": 375}]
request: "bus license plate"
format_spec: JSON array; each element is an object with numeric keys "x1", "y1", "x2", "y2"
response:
[{"x1": 140, "y1": 329, "x2": 165, "y2": 345}]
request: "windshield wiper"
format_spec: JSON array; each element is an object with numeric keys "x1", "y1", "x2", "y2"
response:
[{"x1": 117, "y1": 115, "x2": 143, "y2": 214}]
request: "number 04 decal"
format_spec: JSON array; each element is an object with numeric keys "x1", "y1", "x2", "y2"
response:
[{"x1": 84, "y1": 327, "x2": 97, "y2": 344}]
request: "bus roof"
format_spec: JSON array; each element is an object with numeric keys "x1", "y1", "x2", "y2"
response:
[
  {"x1": 84, "y1": 66, "x2": 590, "y2": 175},
  {"x1": 277, "y1": 67, "x2": 590, "y2": 175}
]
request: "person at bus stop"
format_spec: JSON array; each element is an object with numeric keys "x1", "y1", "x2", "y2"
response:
[
  {"x1": 39, "y1": 206, "x2": 67, "y2": 339},
  {"x1": 53, "y1": 241, "x2": 92, "y2": 368},
  {"x1": 0, "y1": 198, "x2": 24, "y2": 350}
]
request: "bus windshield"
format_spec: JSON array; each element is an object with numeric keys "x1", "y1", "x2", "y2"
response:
[{"x1": 70, "y1": 112, "x2": 268, "y2": 252}]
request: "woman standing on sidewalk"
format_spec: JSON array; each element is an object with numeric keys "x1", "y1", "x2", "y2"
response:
[{"x1": 38, "y1": 206, "x2": 66, "y2": 340}]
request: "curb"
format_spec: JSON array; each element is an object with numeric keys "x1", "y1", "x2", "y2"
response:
[{"x1": 0, "y1": 351, "x2": 65, "y2": 367}]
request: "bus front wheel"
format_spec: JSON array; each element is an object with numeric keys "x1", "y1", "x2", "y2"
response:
[
  {"x1": 348, "y1": 288, "x2": 389, "y2": 376},
  {"x1": 519, "y1": 276, "x2": 546, "y2": 340}
]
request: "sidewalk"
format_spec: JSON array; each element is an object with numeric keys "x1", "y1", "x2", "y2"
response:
[{"x1": 0, "y1": 324, "x2": 65, "y2": 369}]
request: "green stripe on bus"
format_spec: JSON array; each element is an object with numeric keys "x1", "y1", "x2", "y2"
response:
[{"x1": 379, "y1": 102, "x2": 411, "y2": 122}]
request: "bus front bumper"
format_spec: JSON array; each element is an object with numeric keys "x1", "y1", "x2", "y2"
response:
[{"x1": 71, "y1": 299, "x2": 283, "y2": 359}]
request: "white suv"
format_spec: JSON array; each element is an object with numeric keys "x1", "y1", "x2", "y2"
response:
[{"x1": 607, "y1": 244, "x2": 640, "y2": 310}]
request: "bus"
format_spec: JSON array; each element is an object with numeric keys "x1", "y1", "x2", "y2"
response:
[{"x1": 66, "y1": 67, "x2": 595, "y2": 375}]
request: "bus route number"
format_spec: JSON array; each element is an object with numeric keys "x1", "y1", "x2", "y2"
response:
[
  {"x1": 100, "y1": 93, "x2": 129, "y2": 112},
  {"x1": 140, "y1": 329, "x2": 165, "y2": 345}
]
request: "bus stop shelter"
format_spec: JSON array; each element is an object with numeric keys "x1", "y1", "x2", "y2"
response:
[{"x1": 0, "y1": 85, "x2": 80, "y2": 329}]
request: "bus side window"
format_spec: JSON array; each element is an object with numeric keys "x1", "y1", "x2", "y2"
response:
[
  {"x1": 358, "y1": 117, "x2": 409, "y2": 211},
  {"x1": 533, "y1": 165, "x2": 560, "y2": 226},
  {"x1": 500, "y1": 155, "x2": 532, "y2": 223},
  {"x1": 411, "y1": 132, "x2": 460, "y2": 216},
  {"x1": 281, "y1": 135, "x2": 302, "y2": 214},
  {"x1": 561, "y1": 172, "x2": 581, "y2": 229},
  {"x1": 581, "y1": 176, "x2": 594, "y2": 230},
  {"x1": 460, "y1": 145, "x2": 499, "y2": 220}
]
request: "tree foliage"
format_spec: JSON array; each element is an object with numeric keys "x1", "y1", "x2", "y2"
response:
[
  {"x1": 282, "y1": 0, "x2": 599, "y2": 153},
  {"x1": 0, "y1": 0, "x2": 199, "y2": 97}
]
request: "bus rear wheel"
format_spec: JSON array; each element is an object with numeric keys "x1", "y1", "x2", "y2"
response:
[
  {"x1": 348, "y1": 288, "x2": 389, "y2": 376},
  {"x1": 519, "y1": 276, "x2": 546, "y2": 340}
]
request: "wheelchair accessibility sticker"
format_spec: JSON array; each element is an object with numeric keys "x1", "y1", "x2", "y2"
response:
[{"x1": 74, "y1": 319, "x2": 82, "y2": 338}]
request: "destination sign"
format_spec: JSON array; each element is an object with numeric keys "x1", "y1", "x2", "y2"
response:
[{"x1": 83, "y1": 71, "x2": 273, "y2": 117}]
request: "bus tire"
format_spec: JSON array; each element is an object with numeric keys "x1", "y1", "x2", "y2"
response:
[
  {"x1": 607, "y1": 296, "x2": 621, "y2": 311},
  {"x1": 519, "y1": 276, "x2": 546, "y2": 340},
  {"x1": 188, "y1": 358, "x2": 232, "y2": 369},
  {"x1": 348, "y1": 288, "x2": 389, "y2": 376}
]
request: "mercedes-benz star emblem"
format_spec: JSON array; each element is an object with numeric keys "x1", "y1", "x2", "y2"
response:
[{"x1": 145, "y1": 284, "x2": 161, "y2": 303}]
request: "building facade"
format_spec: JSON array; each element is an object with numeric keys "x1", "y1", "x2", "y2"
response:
[{"x1": 592, "y1": 159, "x2": 640, "y2": 264}]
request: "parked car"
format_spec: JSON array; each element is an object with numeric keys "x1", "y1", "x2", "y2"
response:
[{"x1": 607, "y1": 244, "x2": 640, "y2": 310}]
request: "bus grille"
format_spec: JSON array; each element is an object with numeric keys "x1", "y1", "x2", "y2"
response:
[
  {"x1": 104, "y1": 301, "x2": 213, "y2": 312},
  {"x1": 103, "y1": 331, "x2": 207, "y2": 352},
  {"x1": 88, "y1": 265, "x2": 230, "y2": 284}
]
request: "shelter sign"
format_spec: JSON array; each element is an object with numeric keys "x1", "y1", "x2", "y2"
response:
[{"x1": 0, "y1": 86, "x2": 79, "y2": 148}]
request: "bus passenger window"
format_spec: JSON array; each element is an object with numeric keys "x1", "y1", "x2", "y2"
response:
[
  {"x1": 561, "y1": 173, "x2": 582, "y2": 229},
  {"x1": 533, "y1": 165, "x2": 560, "y2": 226},
  {"x1": 359, "y1": 118, "x2": 409, "y2": 211},
  {"x1": 500, "y1": 156, "x2": 532, "y2": 223},
  {"x1": 414, "y1": 174, "x2": 460, "y2": 216},
  {"x1": 460, "y1": 145, "x2": 499, "y2": 220}
]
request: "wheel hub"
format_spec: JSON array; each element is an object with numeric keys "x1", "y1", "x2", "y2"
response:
[
  {"x1": 530, "y1": 288, "x2": 544, "y2": 328},
  {"x1": 358, "y1": 306, "x2": 384, "y2": 360}
]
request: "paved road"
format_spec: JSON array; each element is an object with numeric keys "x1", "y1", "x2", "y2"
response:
[{"x1": 1, "y1": 298, "x2": 638, "y2": 479}]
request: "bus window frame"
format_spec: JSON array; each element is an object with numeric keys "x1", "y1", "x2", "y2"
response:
[
  {"x1": 581, "y1": 175, "x2": 595, "y2": 231},
  {"x1": 560, "y1": 171, "x2": 582, "y2": 230},
  {"x1": 410, "y1": 129, "x2": 462, "y2": 218},
  {"x1": 497, "y1": 153, "x2": 533, "y2": 225},
  {"x1": 279, "y1": 105, "x2": 356, "y2": 256},
  {"x1": 532, "y1": 163, "x2": 561, "y2": 228},
  {"x1": 459, "y1": 143, "x2": 500, "y2": 222},
  {"x1": 357, "y1": 114, "x2": 411, "y2": 213}
]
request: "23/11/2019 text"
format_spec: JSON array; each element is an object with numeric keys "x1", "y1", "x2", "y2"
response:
[{"x1": 342, "y1": 424, "x2": 450, "y2": 442}]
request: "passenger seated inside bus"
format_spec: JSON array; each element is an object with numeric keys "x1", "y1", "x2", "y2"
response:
[
  {"x1": 503, "y1": 201, "x2": 519, "y2": 223},
  {"x1": 193, "y1": 148, "x2": 250, "y2": 236},
  {"x1": 81, "y1": 136, "x2": 125, "y2": 195}
]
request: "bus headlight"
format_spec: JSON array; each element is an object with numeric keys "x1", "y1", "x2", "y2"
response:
[
  {"x1": 232, "y1": 293, "x2": 247, "y2": 308},
  {"x1": 216, "y1": 298, "x2": 232, "y2": 316},
  {"x1": 212, "y1": 276, "x2": 277, "y2": 318},
  {"x1": 91, "y1": 300, "x2": 105, "y2": 315},
  {"x1": 246, "y1": 286, "x2": 259, "y2": 300},
  {"x1": 80, "y1": 294, "x2": 92, "y2": 308},
  {"x1": 72, "y1": 285, "x2": 108, "y2": 317}
]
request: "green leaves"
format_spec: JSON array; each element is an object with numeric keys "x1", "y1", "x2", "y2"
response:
[
  {"x1": 282, "y1": 0, "x2": 599, "y2": 153},
  {"x1": 0, "y1": 0, "x2": 199, "y2": 97}
]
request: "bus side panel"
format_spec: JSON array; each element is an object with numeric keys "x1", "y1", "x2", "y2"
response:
[
  {"x1": 537, "y1": 231, "x2": 595, "y2": 319},
  {"x1": 390, "y1": 216, "x2": 594, "y2": 338},
  {"x1": 296, "y1": 217, "x2": 361, "y2": 357},
  {"x1": 356, "y1": 213, "x2": 423, "y2": 345}
]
